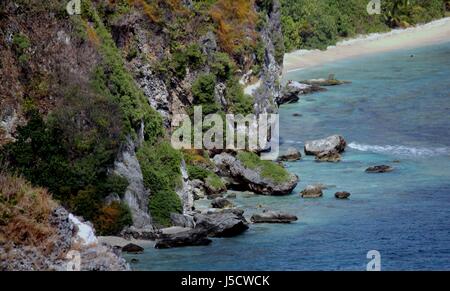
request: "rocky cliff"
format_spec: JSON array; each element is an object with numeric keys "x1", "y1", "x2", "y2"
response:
[{"x1": 0, "y1": 0, "x2": 285, "y2": 235}]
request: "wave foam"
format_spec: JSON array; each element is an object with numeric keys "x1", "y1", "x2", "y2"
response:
[{"x1": 348, "y1": 142, "x2": 450, "y2": 157}]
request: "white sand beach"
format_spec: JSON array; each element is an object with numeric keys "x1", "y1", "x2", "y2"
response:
[{"x1": 284, "y1": 17, "x2": 450, "y2": 73}]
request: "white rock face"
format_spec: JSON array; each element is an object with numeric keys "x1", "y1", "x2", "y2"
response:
[
  {"x1": 68, "y1": 214, "x2": 98, "y2": 246},
  {"x1": 114, "y1": 138, "x2": 152, "y2": 228},
  {"x1": 176, "y1": 161, "x2": 194, "y2": 213}
]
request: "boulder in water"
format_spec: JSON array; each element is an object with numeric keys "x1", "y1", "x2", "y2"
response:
[
  {"x1": 251, "y1": 211, "x2": 298, "y2": 223},
  {"x1": 366, "y1": 165, "x2": 393, "y2": 173}
]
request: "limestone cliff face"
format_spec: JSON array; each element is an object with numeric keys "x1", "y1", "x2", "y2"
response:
[
  {"x1": 253, "y1": 0, "x2": 285, "y2": 115},
  {"x1": 0, "y1": 0, "x2": 285, "y2": 230}
]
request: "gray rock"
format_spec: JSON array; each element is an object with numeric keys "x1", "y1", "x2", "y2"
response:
[
  {"x1": 213, "y1": 153, "x2": 298, "y2": 195},
  {"x1": 176, "y1": 161, "x2": 194, "y2": 213},
  {"x1": 194, "y1": 210, "x2": 249, "y2": 238},
  {"x1": 120, "y1": 226, "x2": 159, "y2": 240},
  {"x1": 366, "y1": 165, "x2": 393, "y2": 173},
  {"x1": 211, "y1": 197, "x2": 234, "y2": 209},
  {"x1": 300, "y1": 185, "x2": 324, "y2": 198},
  {"x1": 304, "y1": 135, "x2": 347, "y2": 156},
  {"x1": 104, "y1": 193, "x2": 121, "y2": 206},
  {"x1": 122, "y1": 243, "x2": 144, "y2": 254},
  {"x1": 278, "y1": 81, "x2": 326, "y2": 105},
  {"x1": 315, "y1": 151, "x2": 341, "y2": 163},
  {"x1": 278, "y1": 147, "x2": 302, "y2": 162},
  {"x1": 170, "y1": 213, "x2": 196, "y2": 228},
  {"x1": 114, "y1": 138, "x2": 152, "y2": 228},
  {"x1": 155, "y1": 228, "x2": 212, "y2": 249},
  {"x1": 251, "y1": 211, "x2": 298, "y2": 223},
  {"x1": 335, "y1": 191, "x2": 351, "y2": 199}
]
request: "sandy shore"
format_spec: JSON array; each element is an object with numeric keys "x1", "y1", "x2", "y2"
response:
[{"x1": 284, "y1": 17, "x2": 450, "y2": 73}]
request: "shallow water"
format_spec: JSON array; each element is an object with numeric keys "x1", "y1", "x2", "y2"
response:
[{"x1": 127, "y1": 42, "x2": 450, "y2": 271}]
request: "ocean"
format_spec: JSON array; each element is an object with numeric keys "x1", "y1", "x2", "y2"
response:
[{"x1": 127, "y1": 41, "x2": 450, "y2": 271}]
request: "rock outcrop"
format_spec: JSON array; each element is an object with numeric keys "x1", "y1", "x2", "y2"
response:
[
  {"x1": 194, "y1": 209, "x2": 249, "y2": 238},
  {"x1": 278, "y1": 148, "x2": 302, "y2": 162},
  {"x1": 304, "y1": 135, "x2": 347, "y2": 156},
  {"x1": 211, "y1": 197, "x2": 234, "y2": 209},
  {"x1": 213, "y1": 153, "x2": 298, "y2": 195},
  {"x1": 155, "y1": 227, "x2": 212, "y2": 249},
  {"x1": 300, "y1": 185, "x2": 324, "y2": 198},
  {"x1": 278, "y1": 81, "x2": 326, "y2": 105}
]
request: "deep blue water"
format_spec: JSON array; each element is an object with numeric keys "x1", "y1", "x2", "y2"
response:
[{"x1": 127, "y1": 42, "x2": 450, "y2": 271}]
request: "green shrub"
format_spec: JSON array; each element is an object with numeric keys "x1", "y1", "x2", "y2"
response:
[
  {"x1": 12, "y1": 33, "x2": 30, "y2": 64},
  {"x1": 148, "y1": 189, "x2": 183, "y2": 227},
  {"x1": 187, "y1": 164, "x2": 210, "y2": 180},
  {"x1": 137, "y1": 141, "x2": 183, "y2": 226},
  {"x1": 237, "y1": 151, "x2": 290, "y2": 183},
  {"x1": 226, "y1": 81, "x2": 254, "y2": 115},
  {"x1": 205, "y1": 173, "x2": 225, "y2": 190},
  {"x1": 211, "y1": 52, "x2": 236, "y2": 81},
  {"x1": 192, "y1": 73, "x2": 221, "y2": 115}
]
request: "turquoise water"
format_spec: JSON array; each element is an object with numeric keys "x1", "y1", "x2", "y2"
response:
[{"x1": 128, "y1": 42, "x2": 450, "y2": 271}]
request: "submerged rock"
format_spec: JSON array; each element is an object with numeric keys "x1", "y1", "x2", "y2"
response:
[
  {"x1": 211, "y1": 197, "x2": 234, "y2": 209},
  {"x1": 213, "y1": 153, "x2": 299, "y2": 195},
  {"x1": 300, "y1": 185, "x2": 324, "y2": 198},
  {"x1": 335, "y1": 191, "x2": 351, "y2": 199},
  {"x1": 301, "y1": 75, "x2": 351, "y2": 86},
  {"x1": 155, "y1": 228, "x2": 211, "y2": 249},
  {"x1": 304, "y1": 135, "x2": 347, "y2": 156},
  {"x1": 278, "y1": 148, "x2": 302, "y2": 162},
  {"x1": 251, "y1": 211, "x2": 298, "y2": 223},
  {"x1": 366, "y1": 165, "x2": 393, "y2": 173},
  {"x1": 315, "y1": 151, "x2": 341, "y2": 163}
]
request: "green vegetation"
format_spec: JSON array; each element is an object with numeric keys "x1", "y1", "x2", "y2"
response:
[
  {"x1": 205, "y1": 173, "x2": 226, "y2": 190},
  {"x1": 281, "y1": 0, "x2": 446, "y2": 51},
  {"x1": 237, "y1": 151, "x2": 291, "y2": 183},
  {"x1": 137, "y1": 141, "x2": 183, "y2": 226},
  {"x1": 82, "y1": 0, "x2": 164, "y2": 143},
  {"x1": 12, "y1": 33, "x2": 31, "y2": 64}
]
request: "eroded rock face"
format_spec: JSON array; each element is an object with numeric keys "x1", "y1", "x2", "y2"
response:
[
  {"x1": 213, "y1": 153, "x2": 298, "y2": 195},
  {"x1": 114, "y1": 138, "x2": 152, "y2": 228},
  {"x1": 251, "y1": 211, "x2": 298, "y2": 223},
  {"x1": 170, "y1": 213, "x2": 196, "y2": 229},
  {"x1": 304, "y1": 135, "x2": 347, "y2": 156},
  {"x1": 176, "y1": 161, "x2": 195, "y2": 213}
]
